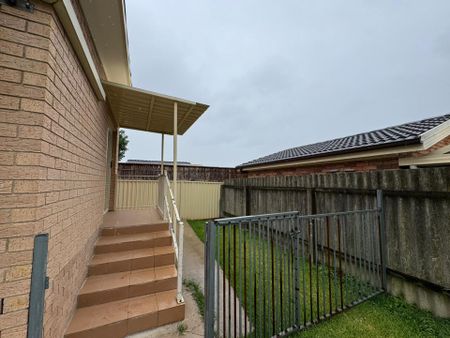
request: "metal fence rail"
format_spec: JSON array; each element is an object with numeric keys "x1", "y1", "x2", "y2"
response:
[{"x1": 205, "y1": 204, "x2": 386, "y2": 337}]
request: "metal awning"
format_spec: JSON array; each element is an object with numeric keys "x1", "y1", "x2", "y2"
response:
[{"x1": 103, "y1": 80, "x2": 209, "y2": 135}]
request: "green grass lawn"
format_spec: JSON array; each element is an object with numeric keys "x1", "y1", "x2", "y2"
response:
[{"x1": 187, "y1": 219, "x2": 450, "y2": 338}]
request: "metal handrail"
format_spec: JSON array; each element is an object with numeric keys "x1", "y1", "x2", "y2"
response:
[
  {"x1": 164, "y1": 195, "x2": 179, "y2": 260},
  {"x1": 158, "y1": 171, "x2": 184, "y2": 303},
  {"x1": 214, "y1": 210, "x2": 300, "y2": 224},
  {"x1": 164, "y1": 173, "x2": 182, "y2": 223}
]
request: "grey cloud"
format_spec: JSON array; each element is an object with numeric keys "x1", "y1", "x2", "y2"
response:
[{"x1": 123, "y1": 0, "x2": 450, "y2": 167}]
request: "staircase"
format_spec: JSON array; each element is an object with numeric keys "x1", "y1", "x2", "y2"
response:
[{"x1": 65, "y1": 222, "x2": 185, "y2": 338}]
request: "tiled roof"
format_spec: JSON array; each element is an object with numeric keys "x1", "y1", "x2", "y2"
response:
[{"x1": 239, "y1": 114, "x2": 450, "y2": 168}]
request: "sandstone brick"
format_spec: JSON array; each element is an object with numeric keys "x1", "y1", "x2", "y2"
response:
[
  {"x1": 23, "y1": 71, "x2": 47, "y2": 87},
  {"x1": 3, "y1": 295, "x2": 29, "y2": 313},
  {"x1": 10, "y1": 207, "x2": 37, "y2": 222},
  {"x1": 0, "y1": 180, "x2": 13, "y2": 194},
  {"x1": 0, "y1": 309, "x2": 28, "y2": 331},
  {"x1": 17, "y1": 125, "x2": 43, "y2": 139},
  {"x1": 25, "y1": 45, "x2": 50, "y2": 63},
  {"x1": 0, "y1": 53, "x2": 47, "y2": 75},
  {"x1": 0, "y1": 12, "x2": 26, "y2": 31},
  {"x1": 13, "y1": 180, "x2": 40, "y2": 193},
  {"x1": 0, "y1": 251, "x2": 32, "y2": 268},
  {"x1": 15, "y1": 153, "x2": 39, "y2": 166},
  {"x1": 0, "y1": 81, "x2": 45, "y2": 100},
  {"x1": 45, "y1": 191, "x2": 59, "y2": 204},
  {"x1": 0, "y1": 110, "x2": 43, "y2": 126},
  {"x1": 0, "y1": 95, "x2": 20, "y2": 110},
  {"x1": 0, "y1": 219, "x2": 40, "y2": 236},
  {"x1": 47, "y1": 168, "x2": 61, "y2": 180},
  {"x1": 3, "y1": 267, "x2": 31, "y2": 284},
  {"x1": 0, "y1": 67, "x2": 22, "y2": 83},
  {"x1": 0, "y1": 238, "x2": 6, "y2": 252},
  {"x1": 0, "y1": 122, "x2": 17, "y2": 137},
  {"x1": 0, "y1": 209, "x2": 11, "y2": 224},
  {"x1": 0, "y1": 324, "x2": 27, "y2": 338},
  {"x1": 0, "y1": 137, "x2": 41, "y2": 152},
  {"x1": 0, "y1": 40, "x2": 24, "y2": 57},
  {"x1": 27, "y1": 20, "x2": 51, "y2": 37},
  {"x1": 8, "y1": 237, "x2": 34, "y2": 252},
  {"x1": 0, "y1": 26, "x2": 49, "y2": 50}
]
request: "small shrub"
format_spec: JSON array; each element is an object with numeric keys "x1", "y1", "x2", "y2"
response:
[{"x1": 177, "y1": 322, "x2": 187, "y2": 336}]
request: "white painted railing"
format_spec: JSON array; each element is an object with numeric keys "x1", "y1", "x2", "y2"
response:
[{"x1": 158, "y1": 172, "x2": 184, "y2": 303}]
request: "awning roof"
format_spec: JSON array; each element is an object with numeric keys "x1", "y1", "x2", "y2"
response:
[{"x1": 103, "y1": 81, "x2": 209, "y2": 135}]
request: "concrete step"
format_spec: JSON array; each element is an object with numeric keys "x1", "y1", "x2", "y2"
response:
[
  {"x1": 65, "y1": 290, "x2": 185, "y2": 338},
  {"x1": 88, "y1": 246, "x2": 175, "y2": 276},
  {"x1": 94, "y1": 231, "x2": 172, "y2": 254},
  {"x1": 101, "y1": 222, "x2": 169, "y2": 236},
  {"x1": 78, "y1": 265, "x2": 177, "y2": 308}
]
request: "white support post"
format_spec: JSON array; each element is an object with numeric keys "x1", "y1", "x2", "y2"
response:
[
  {"x1": 160, "y1": 133, "x2": 165, "y2": 175},
  {"x1": 173, "y1": 102, "x2": 177, "y2": 206},
  {"x1": 173, "y1": 101, "x2": 184, "y2": 303}
]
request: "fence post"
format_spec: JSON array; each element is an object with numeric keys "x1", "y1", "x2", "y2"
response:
[
  {"x1": 27, "y1": 234, "x2": 49, "y2": 338},
  {"x1": 205, "y1": 221, "x2": 217, "y2": 338},
  {"x1": 376, "y1": 189, "x2": 388, "y2": 290},
  {"x1": 293, "y1": 229, "x2": 300, "y2": 328}
]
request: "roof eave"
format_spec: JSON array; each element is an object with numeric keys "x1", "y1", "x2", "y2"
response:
[
  {"x1": 238, "y1": 138, "x2": 423, "y2": 170},
  {"x1": 79, "y1": 0, "x2": 131, "y2": 86}
]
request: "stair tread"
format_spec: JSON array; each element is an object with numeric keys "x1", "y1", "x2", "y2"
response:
[
  {"x1": 96, "y1": 231, "x2": 170, "y2": 246},
  {"x1": 102, "y1": 222, "x2": 169, "y2": 236},
  {"x1": 80, "y1": 265, "x2": 177, "y2": 295},
  {"x1": 66, "y1": 290, "x2": 182, "y2": 335},
  {"x1": 90, "y1": 246, "x2": 174, "y2": 266}
]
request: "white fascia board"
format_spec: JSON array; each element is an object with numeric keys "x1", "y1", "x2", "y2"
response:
[
  {"x1": 420, "y1": 119, "x2": 450, "y2": 149},
  {"x1": 399, "y1": 144, "x2": 450, "y2": 167},
  {"x1": 52, "y1": 0, "x2": 106, "y2": 100}
]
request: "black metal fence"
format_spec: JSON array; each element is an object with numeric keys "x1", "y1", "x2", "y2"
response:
[{"x1": 204, "y1": 195, "x2": 386, "y2": 337}]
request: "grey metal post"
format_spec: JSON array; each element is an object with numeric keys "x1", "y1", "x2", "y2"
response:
[
  {"x1": 376, "y1": 189, "x2": 387, "y2": 290},
  {"x1": 293, "y1": 228, "x2": 300, "y2": 328},
  {"x1": 204, "y1": 221, "x2": 216, "y2": 338},
  {"x1": 27, "y1": 234, "x2": 49, "y2": 338}
]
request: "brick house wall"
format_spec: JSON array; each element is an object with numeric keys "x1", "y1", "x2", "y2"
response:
[{"x1": 0, "y1": 1, "x2": 117, "y2": 337}]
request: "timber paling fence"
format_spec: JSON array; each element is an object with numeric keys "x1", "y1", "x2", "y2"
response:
[{"x1": 204, "y1": 195, "x2": 386, "y2": 337}]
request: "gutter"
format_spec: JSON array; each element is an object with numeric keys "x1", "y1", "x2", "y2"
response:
[{"x1": 42, "y1": 0, "x2": 105, "y2": 100}]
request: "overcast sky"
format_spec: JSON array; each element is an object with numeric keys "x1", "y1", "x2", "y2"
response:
[{"x1": 123, "y1": 0, "x2": 450, "y2": 167}]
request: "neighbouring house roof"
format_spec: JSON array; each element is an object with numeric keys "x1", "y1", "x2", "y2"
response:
[{"x1": 239, "y1": 114, "x2": 450, "y2": 169}]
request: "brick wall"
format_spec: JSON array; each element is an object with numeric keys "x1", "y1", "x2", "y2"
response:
[
  {"x1": 242, "y1": 157, "x2": 399, "y2": 177},
  {"x1": 0, "y1": 2, "x2": 115, "y2": 337}
]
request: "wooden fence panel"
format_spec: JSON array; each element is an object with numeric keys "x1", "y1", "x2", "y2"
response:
[{"x1": 220, "y1": 167, "x2": 450, "y2": 317}]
